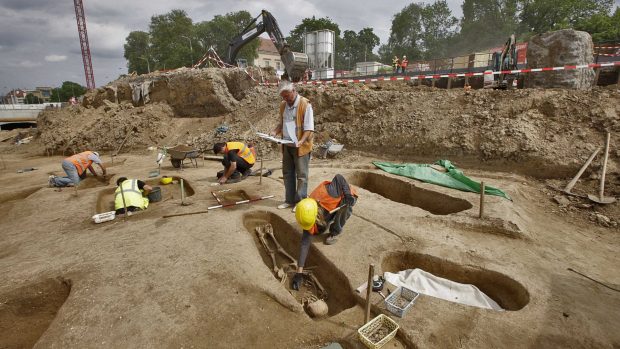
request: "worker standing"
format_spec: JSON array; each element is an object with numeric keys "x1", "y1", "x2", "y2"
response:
[
  {"x1": 292, "y1": 174, "x2": 358, "y2": 290},
  {"x1": 213, "y1": 141, "x2": 256, "y2": 184},
  {"x1": 270, "y1": 81, "x2": 314, "y2": 210},
  {"x1": 392, "y1": 55, "x2": 401, "y2": 74},
  {"x1": 400, "y1": 55, "x2": 408, "y2": 75},
  {"x1": 49, "y1": 150, "x2": 106, "y2": 187},
  {"x1": 114, "y1": 177, "x2": 153, "y2": 215}
]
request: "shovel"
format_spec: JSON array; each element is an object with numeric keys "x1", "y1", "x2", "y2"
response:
[{"x1": 588, "y1": 132, "x2": 616, "y2": 204}]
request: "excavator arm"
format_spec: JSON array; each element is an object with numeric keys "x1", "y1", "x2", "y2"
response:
[{"x1": 227, "y1": 10, "x2": 308, "y2": 82}]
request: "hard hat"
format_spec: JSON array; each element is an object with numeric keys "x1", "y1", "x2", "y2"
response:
[
  {"x1": 93, "y1": 151, "x2": 99, "y2": 157},
  {"x1": 295, "y1": 198, "x2": 318, "y2": 231},
  {"x1": 160, "y1": 176, "x2": 173, "y2": 185}
]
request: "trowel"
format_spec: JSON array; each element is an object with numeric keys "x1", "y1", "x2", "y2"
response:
[{"x1": 588, "y1": 132, "x2": 616, "y2": 204}]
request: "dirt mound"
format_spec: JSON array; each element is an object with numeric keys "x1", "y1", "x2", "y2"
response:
[{"x1": 36, "y1": 67, "x2": 619, "y2": 185}]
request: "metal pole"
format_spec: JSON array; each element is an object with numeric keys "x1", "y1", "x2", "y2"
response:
[
  {"x1": 259, "y1": 157, "x2": 263, "y2": 185},
  {"x1": 598, "y1": 132, "x2": 611, "y2": 200},
  {"x1": 120, "y1": 185, "x2": 128, "y2": 221},
  {"x1": 180, "y1": 178, "x2": 186, "y2": 204},
  {"x1": 364, "y1": 264, "x2": 374, "y2": 324}
]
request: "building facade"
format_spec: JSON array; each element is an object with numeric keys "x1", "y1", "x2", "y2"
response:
[{"x1": 255, "y1": 37, "x2": 283, "y2": 72}]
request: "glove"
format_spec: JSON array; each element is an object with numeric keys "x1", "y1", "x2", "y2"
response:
[
  {"x1": 292, "y1": 273, "x2": 304, "y2": 291},
  {"x1": 343, "y1": 194, "x2": 355, "y2": 207}
]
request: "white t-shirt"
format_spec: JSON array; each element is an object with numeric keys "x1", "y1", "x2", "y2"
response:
[
  {"x1": 88, "y1": 153, "x2": 102, "y2": 164},
  {"x1": 282, "y1": 94, "x2": 314, "y2": 145}
]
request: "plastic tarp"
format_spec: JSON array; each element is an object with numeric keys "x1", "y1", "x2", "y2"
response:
[
  {"x1": 373, "y1": 160, "x2": 511, "y2": 200},
  {"x1": 384, "y1": 268, "x2": 504, "y2": 311}
]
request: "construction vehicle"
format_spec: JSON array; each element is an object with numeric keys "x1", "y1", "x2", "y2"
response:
[
  {"x1": 485, "y1": 34, "x2": 519, "y2": 89},
  {"x1": 227, "y1": 10, "x2": 308, "y2": 82}
]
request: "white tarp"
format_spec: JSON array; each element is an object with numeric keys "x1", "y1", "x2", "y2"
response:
[{"x1": 384, "y1": 268, "x2": 504, "y2": 311}]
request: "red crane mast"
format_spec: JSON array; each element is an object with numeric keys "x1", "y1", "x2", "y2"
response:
[{"x1": 73, "y1": 0, "x2": 95, "y2": 89}]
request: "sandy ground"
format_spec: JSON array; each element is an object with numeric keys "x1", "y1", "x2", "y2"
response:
[{"x1": 1, "y1": 143, "x2": 619, "y2": 348}]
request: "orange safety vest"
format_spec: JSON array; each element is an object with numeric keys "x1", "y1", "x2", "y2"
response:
[
  {"x1": 224, "y1": 142, "x2": 255, "y2": 165},
  {"x1": 66, "y1": 151, "x2": 94, "y2": 176},
  {"x1": 401, "y1": 58, "x2": 409, "y2": 68},
  {"x1": 308, "y1": 180, "x2": 359, "y2": 234},
  {"x1": 279, "y1": 96, "x2": 313, "y2": 157}
]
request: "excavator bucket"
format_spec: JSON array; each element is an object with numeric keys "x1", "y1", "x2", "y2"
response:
[{"x1": 281, "y1": 51, "x2": 309, "y2": 82}]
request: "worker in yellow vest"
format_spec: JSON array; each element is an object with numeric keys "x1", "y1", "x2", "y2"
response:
[
  {"x1": 291, "y1": 174, "x2": 358, "y2": 290},
  {"x1": 49, "y1": 150, "x2": 106, "y2": 187},
  {"x1": 114, "y1": 177, "x2": 153, "y2": 215},
  {"x1": 213, "y1": 141, "x2": 256, "y2": 184}
]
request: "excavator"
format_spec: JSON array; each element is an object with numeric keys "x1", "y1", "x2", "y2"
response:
[
  {"x1": 227, "y1": 10, "x2": 308, "y2": 82},
  {"x1": 485, "y1": 34, "x2": 518, "y2": 89}
]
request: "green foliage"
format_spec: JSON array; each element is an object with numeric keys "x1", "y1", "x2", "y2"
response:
[
  {"x1": 341, "y1": 28, "x2": 381, "y2": 69},
  {"x1": 149, "y1": 9, "x2": 194, "y2": 69},
  {"x1": 50, "y1": 82, "x2": 86, "y2": 103},
  {"x1": 519, "y1": 0, "x2": 614, "y2": 34},
  {"x1": 574, "y1": 7, "x2": 620, "y2": 42},
  {"x1": 123, "y1": 31, "x2": 150, "y2": 74},
  {"x1": 24, "y1": 93, "x2": 42, "y2": 104},
  {"x1": 385, "y1": 1, "x2": 458, "y2": 61},
  {"x1": 455, "y1": 0, "x2": 518, "y2": 54},
  {"x1": 195, "y1": 11, "x2": 259, "y2": 64}
]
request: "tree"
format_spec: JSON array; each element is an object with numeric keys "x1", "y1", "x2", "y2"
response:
[
  {"x1": 25, "y1": 93, "x2": 42, "y2": 104},
  {"x1": 194, "y1": 11, "x2": 259, "y2": 65},
  {"x1": 123, "y1": 31, "x2": 151, "y2": 74},
  {"x1": 385, "y1": 1, "x2": 457, "y2": 61},
  {"x1": 149, "y1": 9, "x2": 194, "y2": 70},
  {"x1": 50, "y1": 81, "x2": 86, "y2": 103},
  {"x1": 519, "y1": 0, "x2": 613, "y2": 35},
  {"x1": 574, "y1": 7, "x2": 620, "y2": 42},
  {"x1": 454, "y1": 0, "x2": 518, "y2": 55}
]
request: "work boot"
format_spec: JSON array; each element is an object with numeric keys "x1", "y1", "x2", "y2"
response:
[
  {"x1": 48, "y1": 175, "x2": 56, "y2": 188},
  {"x1": 277, "y1": 202, "x2": 292, "y2": 209},
  {"x1": 325, "y1": 234, "x2": 338, "y2": 245}
]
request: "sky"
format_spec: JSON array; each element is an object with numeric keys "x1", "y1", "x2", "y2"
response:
[{"x1": 0, "y1": 0, "x2": 618, "y2": 95}]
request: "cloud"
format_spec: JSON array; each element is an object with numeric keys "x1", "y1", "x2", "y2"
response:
[
  {"x1": 18, "y1": 60, "x2": 43, "y2": 68},
  {"x1": 45, "y1": 55, "x2": 67, "y2": 62}
]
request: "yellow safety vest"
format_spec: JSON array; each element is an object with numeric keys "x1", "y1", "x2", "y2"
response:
[
  {"x1": 114, "y1": 179, "x2": 149, "y2": 211},
  {"x1": 225, "y1": 142, "x2": 256, "y2": 165}
]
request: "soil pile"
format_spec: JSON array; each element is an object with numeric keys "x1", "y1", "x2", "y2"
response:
[{"x1": 36, "y1": 67, "x2": 619, "y2": 184}]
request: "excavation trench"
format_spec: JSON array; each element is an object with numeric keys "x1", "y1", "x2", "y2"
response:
[
  {"x1": 0, "y1": 278, "x2": 71, "y2": 348},
  {"x1": 95, "y1": 176, "x2": 195, "y2": 214},
  {"x1": 243, "y1": 211, "x2": 356, "y2": 318},
  {"x1": 347, "y1": 171, "x2": 472, "y2": 215},
  {"x1": 382, "y1": 251, "x2": 529, "y2": 311}
]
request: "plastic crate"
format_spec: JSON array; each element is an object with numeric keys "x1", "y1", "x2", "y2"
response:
[
  {"x1": 358, "y1": 314, "x2": 399, "y2": 349},
  {"x1": 384, "y1": 286, "x2": 419, "y2": 318}
]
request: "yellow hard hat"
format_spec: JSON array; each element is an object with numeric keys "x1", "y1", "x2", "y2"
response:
[
  {"x1": 295, "y1": 198, "x2": 318, "y2": 231},
  {"x1": 160, "y1": 176, "x2": 173, "y2": 185}
]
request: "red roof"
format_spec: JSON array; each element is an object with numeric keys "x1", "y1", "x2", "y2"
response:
[{"x1": 258, "y1": 37, "x2": 279, "y2": 54}]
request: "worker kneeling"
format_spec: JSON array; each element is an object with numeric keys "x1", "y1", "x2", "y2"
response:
[
  {"x1": 213, "y1": 141, "x2": 256, "y2": 184},
  {"x1": 114, "y1": 177, "x2": 153, "y2": 215},
  {"x1": 292, "y1": 174, "x2": 358, "y2": 290}
]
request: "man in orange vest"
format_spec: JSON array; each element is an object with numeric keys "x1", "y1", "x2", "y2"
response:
[
  {"x1": 270, "y1": 81, "x2": 314, "y2": 210},
  {"x1": 400, "y1": 55, "x2": 408, "y2": 74},
  {"x1": 49, "y1": 150, "x2": 106, "y2": 187},
  {"x1": 291, "y1": 174, "x2": 358, "y2": 290},
  {"x1": 213, "y1": 141, "x2": 256, "y2": 184}
]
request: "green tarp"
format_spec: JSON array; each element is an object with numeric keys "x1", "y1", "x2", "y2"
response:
[{"x1": 373, "y1": 160, "x2": 511, "y2": 201}]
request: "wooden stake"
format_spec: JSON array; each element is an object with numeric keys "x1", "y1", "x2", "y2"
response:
[
  {"x1": 599, "y1": 132, "x2": 611, "y2": 200},
  {"x1": 593, "y1": 68, "x2": 600, "y2": 87},
  {"x1": 479, "y1": 181, "x2": 485, "y2": 219},
  {"x1": 180, "y1": 178, "x2": 186, "y2": 204},
  {"x1": 447, "y1": 78, "x2": 452, "y2": 90},
  {"x1": 259, "y1": 158, "x2": 263, "y2": 185},
  {"x1": 364, "y1": 264, "x2": 374, "y2": 325}
]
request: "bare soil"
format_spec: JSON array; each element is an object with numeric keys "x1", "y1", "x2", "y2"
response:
[{"x1": 0, "y1": 68, "x2": 618, "y2": 348}]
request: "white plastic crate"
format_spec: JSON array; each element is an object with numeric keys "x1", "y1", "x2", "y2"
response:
[
  {"x1": 384, "y1": 286, "x2": 419, "y2": 318},
  {"x1": 358, "y1": 314, "x2": 399, "y2": 349}
]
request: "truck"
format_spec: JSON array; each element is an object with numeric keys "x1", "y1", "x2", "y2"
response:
[{"x1": 227, "y1": 10, "x2": 308, "y2": 82}]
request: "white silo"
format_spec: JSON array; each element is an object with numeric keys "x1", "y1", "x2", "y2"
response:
[{"x1": 304, "y1": 29, "x2": 335, "y2": 79}]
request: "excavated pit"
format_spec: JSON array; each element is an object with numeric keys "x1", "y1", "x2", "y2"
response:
[
  {"x1": 347, "y1": 171, "x2": 473, "y2": 215},
  {"x1": 0, "y1": 185, "x2": 42, "y2": 204},
  {"x1": 95, "y1": 176, "x2": 195, "y2": 213},
  {"x1": 0, "y1": 278, "x2": 71, "y2": 348},
  {"x1": 243, "y1": 211, "x2": 356, "y2": 317},
  {"x1": 76, "y1": 173, "x2": 115, "y2": 189},
  {"x1": 382, "y1": 251, "x2": 529, "y2": 311}
]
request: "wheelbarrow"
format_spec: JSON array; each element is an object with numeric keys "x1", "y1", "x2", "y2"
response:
[{"x1": 168, "y1": 145, "x2": 202, "y2": 169}]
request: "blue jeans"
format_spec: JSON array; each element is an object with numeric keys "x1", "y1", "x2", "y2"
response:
[
  {"x1": 282, "y1": 145, "x2": 310, "y2": 204},
  {"x1": 52, "y1": 160, "x2": 81, "y2": 187}
]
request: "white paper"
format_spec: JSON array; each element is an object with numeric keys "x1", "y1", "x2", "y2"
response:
[{"x1": 256, "y1": 132, "x2": 295, "y2": 145}]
